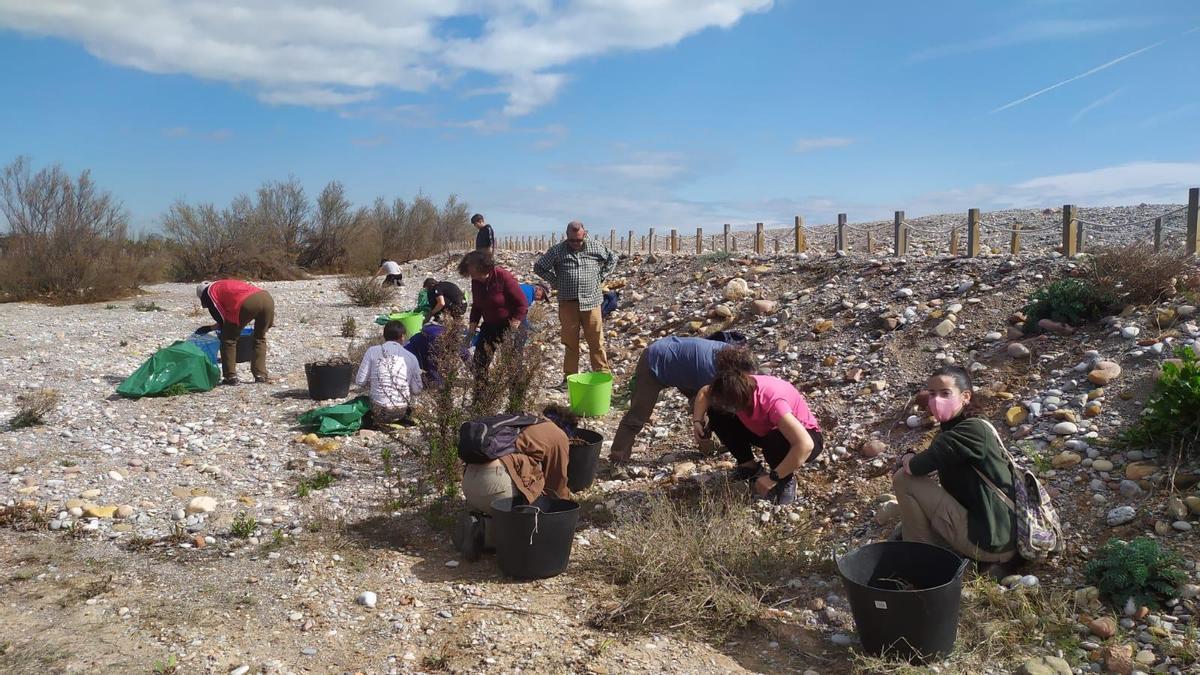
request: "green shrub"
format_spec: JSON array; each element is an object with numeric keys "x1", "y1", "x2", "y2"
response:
[
  {"x1": 296, "y1": 471, "x2": 336, "y2": 497},
  {"x1": 1024, "y1": 278, "x2": 1117, "y2": 331},
  {"x1": 230, "y1": 512, "x2": 257, "y2": 539},
  {"x1": 340, "y1": 314, "x2": 357, "y2": 338},
  {"x1": 132, "y1": 300, "x2": 164, "y2": 312},
  {"x1": 9, "y1": 388, "x2": 59, "y2": 429},
  {"x1": 1085, "y1": 537, "x2": 1186, "y2": 609},
  {"x1": 339, "y1": 277, "x2": 394, "y2": 307},
  {"x1": 1123, "y1": 347, "x2": 1200, "y2": 457}
]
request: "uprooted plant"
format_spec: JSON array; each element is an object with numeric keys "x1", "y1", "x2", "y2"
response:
[
  {"x1": 9, "y1": 388, "x2": 60, "y2": 429},
  {"x1": 589, "y1": 484, "x2": 815, "y2": 640}
]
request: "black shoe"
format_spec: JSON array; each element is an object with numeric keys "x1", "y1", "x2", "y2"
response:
[
  {"x1": 730, "y1": 461, "x2": 762, "y2": 481},
  {"x1": 772, "y1": 475, "x2": 797, "y2": 506},
  {"x1": 221, "y1": 377, "x2": 239, "y2": 386}
]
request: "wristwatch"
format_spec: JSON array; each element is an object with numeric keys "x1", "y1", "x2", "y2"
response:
[{"x1": 768, "y1": 468, "x2": 782, "y2": 482}]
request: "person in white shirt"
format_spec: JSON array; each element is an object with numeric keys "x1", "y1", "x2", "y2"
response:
[
  {"x1": 355, "y1": 321, "x2": 424, "y2": 424},
  {"x1": 374, "y1": 259, "x2": 403, "y2": 286}
]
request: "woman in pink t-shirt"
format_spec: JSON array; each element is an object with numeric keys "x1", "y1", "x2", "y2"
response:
[{"x1": 692, "y1": 348, "x2": 823, "y2": 505}]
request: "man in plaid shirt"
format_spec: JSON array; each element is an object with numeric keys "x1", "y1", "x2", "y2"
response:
[{"x1": 534, "y1": 221, "x2": 618, "y2": 377}]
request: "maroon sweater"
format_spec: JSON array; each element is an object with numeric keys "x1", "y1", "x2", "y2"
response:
[{"x1": 469, "y1": 266, "x2": 529, "y2": 325}]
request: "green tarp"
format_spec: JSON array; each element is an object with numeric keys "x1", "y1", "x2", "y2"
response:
[
  {"x1": 116, "y1": 340, "x2": 221, "y2": 399},
  {"x1": 298, "y1": 396, "x2": 371, "y2": 436}
]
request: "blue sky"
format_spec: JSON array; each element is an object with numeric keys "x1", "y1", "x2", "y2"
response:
[{"x1": 0, "y1": 0, "x2": 1198, "y2": 236}]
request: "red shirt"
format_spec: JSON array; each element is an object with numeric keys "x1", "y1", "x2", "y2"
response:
[
  {"x1": 469, "y1": 266, "x2": 529, "y2": 325},
  {"x1": 206, "y1": 279, "x2": 262, "y2": 324}
]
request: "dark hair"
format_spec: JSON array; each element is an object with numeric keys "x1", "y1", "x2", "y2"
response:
[
  {"x1": 709, "y1": 347, "x2": 759, "y2": 412},
  {"x1": 457, "y1": 250, "x2": 495, "y2": 277},
  {"x1": 471, "y1": 213, "x2": 485, "y2": 224},
  {"x1": 542, "y1": 403, "x2": 580, "y2": 435},
  {"x1": 423, "y1": 277, "x2": 437, "y2": 290},
  {"x1": 383, "y1": 320, "x2": 407, "y2": 342},
  {"x1": 380, "y1": 259, "x2": 387, "y2": 266},
  {"x1": 930, "y1": 364, "x2": 973, "y2": 392}
]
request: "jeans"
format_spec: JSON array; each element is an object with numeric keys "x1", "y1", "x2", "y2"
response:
[{"x1": 707, "y1": 411, "x2": 823, "y2": 481}]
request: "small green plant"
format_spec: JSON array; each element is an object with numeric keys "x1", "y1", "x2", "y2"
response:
[
  {"x1": 152, "y1": 654, "x2": 178, "y2": 675},
  {"x1": 133, "y1": 300, "x2": 164, "y2": 312},
  {"x1": 1085, "y1": 537, "x2": 1186, "y2": 609},
  {"x1": 296, "y1": 471, "x2": 336, "y2": 497},
  {"x1": 698, "y1": 250, "x2": 734, "y2": 264},
  {"x1": 1023, "y1": 278, "x2": 1117, "y2": 331},
  {"x1": 105, "y1": 304, "x2": 118, "y2": 310},
  {"x1": 9, "y1": 388, "x2": 60, "y2": 429},
  {"x1": 340, "y1": 314, "x2": 358, "y2": 338},
  {"x1": 1123, "y1": 347, "x2": 1200, "y2": 459},
  {"x1": 230, "y1": 512, "x2": 257, "y2": 539},
  {"x1": 160, "y1": 383, "x2": 190, "y2": 397}
]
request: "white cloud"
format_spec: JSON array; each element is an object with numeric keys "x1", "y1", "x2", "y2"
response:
[
  {"x1": 0, "y1": 0, "x2": 772, "y2": 117},
  {"x1": 793, "y1": 137, "x2": 854, "y2": 153},
  {"x1": 908, "y1": 18, "x2": 1133, "y2": 63}
]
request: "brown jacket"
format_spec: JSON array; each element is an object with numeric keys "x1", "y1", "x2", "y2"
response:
[{"x1": 499, "y1": 421, "x2": 570, "y2": 503}]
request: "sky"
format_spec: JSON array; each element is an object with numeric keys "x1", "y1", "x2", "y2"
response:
[{"x1": 0, "y1": 0, "x2": 1198, "y2": 236}]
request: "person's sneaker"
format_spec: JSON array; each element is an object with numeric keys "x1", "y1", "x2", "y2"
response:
[
  {"x1": 729, "y1": 461, "x2": 762, "y2": 482},
  {"x1": 772, "y1": 475, "x2": 797, "y2": 506},
  {"x1": 253, "y1": 375, "x2": 276, "y2": 384},
  {"x1": 220, "y1": 377, "x2": 239, "y2": 386}
]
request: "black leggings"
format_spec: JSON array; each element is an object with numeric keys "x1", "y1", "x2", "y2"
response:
[{"x1": 708, "y1": 411, "x2": 823, "y2": 480}]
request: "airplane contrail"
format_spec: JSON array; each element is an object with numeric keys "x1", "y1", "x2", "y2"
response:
[{"x1": 991, "y1": 40, "x2": 1164, "y2": 113}]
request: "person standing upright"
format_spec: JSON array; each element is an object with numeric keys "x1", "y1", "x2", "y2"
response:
[
  {"x1": 534, "y1": 220, "x2": 617, "y2": 379},
  {"x1": 473, "y1": 213, "x2": 495, "y2": 254}
]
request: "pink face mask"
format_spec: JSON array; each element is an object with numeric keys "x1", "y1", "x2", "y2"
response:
[{"x1": 927, "y1": 395, "x2": 963, "y2": 423}]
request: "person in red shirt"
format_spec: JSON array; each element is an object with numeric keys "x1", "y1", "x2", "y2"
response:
[
  {"x1": 196, "y1": 279, "x2": 275, "y2": 385},
  {"x1": 457, "y1": 251, "x2": 528, "y2": 371}
]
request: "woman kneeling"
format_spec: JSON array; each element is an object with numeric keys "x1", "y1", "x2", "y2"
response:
[{"x1": 893, "y1": 365, "x2": 1016, "y2": 565}]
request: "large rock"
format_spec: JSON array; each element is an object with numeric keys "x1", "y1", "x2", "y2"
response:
[
  {"x1": 1051, "y1": 421, "x2": 1078, "y2": 435},
  {"x1": 1005, "y1": 406, "x2": 1028, "y2": 426},
  {"x1": 1102, "y1": 644, "x2": 1134, "y2": 675},
  {"x1": 1051, "y1": 451, "x2": 1081, "y2": 469},
  {"x1": 931, "y1": 319, "x2": 955, "y2": 337},
  {"x1": 1124, "y1": 462, "x2": 1156, "y2": 480},
  {"x1": 1107, "y1": 505, "x2": 1136, "y2": 526},
  {"x1": 186, "y1": 496, "x2": 218, "y2": 514},
  {"x1": 751, "y1": 299, "x2": 777, "y2": 315},
  {"x1": 82, "y1": 504, "x2": 117, "y2": 519},
  {"x1": 723, "y1": 278, "x2": 750, "y2": 301},
  {"x1": 1088, "y1": 616, "x2": 1118, "y2": 639},
  {"x1": 1088, "y1": 361, "x2": 1122, "y2": 386},
  {"x1": 1184, "y1": 495, "x2": 1200, "y2": 515},
  {"x1": 1015, "y1": 655, "x2": 1072, "y2": 675},
  {"x1": 874, "y1": 501, "x2": 901, "y2": 525},
  {"x1": 860, "y1": 439, "x2": 886, "y2": 458},
  {"x1": 1007, "y1": 342, "x2": 1031, "y2": 358}
]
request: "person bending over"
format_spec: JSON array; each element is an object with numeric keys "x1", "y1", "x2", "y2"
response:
[
  {"x1": 375, "y1": 259, "x2": 403, "y2": 286},
  {"x1": 692, "y1": 348, "x2": 823, "y2": 505},
  {"x1": 196, "y1": 279, "x2": 275, "y2": 385}
]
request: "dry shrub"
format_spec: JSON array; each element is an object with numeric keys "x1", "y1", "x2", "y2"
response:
[
  {"x1": 0, "y1": 157, "x2": 162, "y2": 303},
  {"x1": 409, "y1": 317, "x2": 472, "y2": 497},
  {"x1": 470, "y1": 311, "x2": 549, "y2": 417},
  {"x1": 339, "y1": 276, "x2": 395, "y2": 307},
  {"x1": 852, "y1": 575, "x2": 1079, "y2": 673},
  {"x1": 590, "y1": 485, "x2": 814, "y2": 639},
  {"x1": 10, "y1": 388, "x2": 60, "y2": 429},
  {"x1": 0, "y1": 502, "x2": 51, "y2": 531},
  {"x1": 162, "y1": 190, "x2": 305, "y2": 282},
  {"x1": 1090, "y1": 243, "x2": 1197, "y2": 306}
]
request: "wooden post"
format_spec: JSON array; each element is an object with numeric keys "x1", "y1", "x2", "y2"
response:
[
  {"x1": 640, "y1": 235, "x2": 645, "y2": 252},
  {"x1": 628, "y1": 230, "x2": 634, "y2": 255},
  {"x1": 774, "y1": 237, "x2": 780, "y2": 253},
  {"x1": 711, "y1": 234, "x2": 717, "y2": 251},
  {"x1": 836, "y1": 213, "x2": 847, "y2": 251},
  {"x1": 609, "y1": 229, "x2": 615, "y2": 250},
  {"x1": 670, "y1": 229, "x2": 678, "y2": 253},
  {"x1": 966, "y1": 208, "x2": 981, "y2": 257},
  {"x1": 1010, "y1": 223, "x2": 1022, "y2": 255},
  {"x1": 1062, "y1": 205, "x2": 1078, "y2": 257},
  {"x1": 1154, "y1": 217, "x2": 1163, "y2": 252},
  {"x1": 794, "y1": 216, "x2": 805, "y2": 253},
  {"x1": 755, "y1": 222, "x2": 764, "y2": 254},
  {"x1": 696, "y1": 227, "x2": 703, "y2": 254},
  {"x1": 949, "y1": 228, "x2": 959, "y2": 256},
  {"x1": 893, "y1": 211, "x2": 907, "y2": 257},
  {"x1": 723, "y1": 223, "x2": 731, "y2": 251},
  {"x1": 1187, "y1": 187, "x2": 1200, "y2": 256},
  {"x1": 866, "y1": 231, "x2": 874, "y2": 254},
  {"x1": 731, "y1": 234, "x2": 737, "y2": 251}
]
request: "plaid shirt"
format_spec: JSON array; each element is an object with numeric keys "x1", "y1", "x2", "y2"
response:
[{"x1": 533, "y1": 239, "x2": 617, "y2": 311}]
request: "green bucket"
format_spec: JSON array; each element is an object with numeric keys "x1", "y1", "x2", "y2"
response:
[
  {"x1": 567, "y1": 372, "x2": 613, "y2": 417},
  {"x1": 392, "y1": 311, "x2": 426, "y2": 339}
]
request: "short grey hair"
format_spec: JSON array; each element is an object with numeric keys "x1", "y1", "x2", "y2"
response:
[{"x1": 566, "y1": 220, "x2": 585, "y2": 235}]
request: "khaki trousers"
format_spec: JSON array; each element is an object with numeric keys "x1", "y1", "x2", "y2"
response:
[
  {"x1": 610, "y1": 351, "x2": 665, "y2": 462},
  {"x1": 891, "y1": 470, "x2": 1014, "y2": 563},
  {"x1": 220, "y1": 290, "x2": 274, "y2": 379},
  {"x1": 558, "y1": 299, "x2": 608, "y2": 375}
]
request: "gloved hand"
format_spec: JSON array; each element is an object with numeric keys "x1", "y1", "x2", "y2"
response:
[{"x1": 194, "y1": 325, "x2": 215, "y2": 335}]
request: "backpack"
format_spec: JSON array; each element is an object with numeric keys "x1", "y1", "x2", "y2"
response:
[
  {"x1": 457, "y1": 414, "x2": 541, "y2": 464},
  {"x1": 373, "y1": 351, "x2": 411, "y2": 411},
  {"x1": 971, "y1": 420, "x2": 1065, "y2": 562}
]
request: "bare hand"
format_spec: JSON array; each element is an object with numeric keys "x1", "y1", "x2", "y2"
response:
[
  {"x1": 691, "y1": 420, "x2": 707, "y2": 444},
  {"x1": 753, "y1": 474, "x2": 776, "y2": 497}
]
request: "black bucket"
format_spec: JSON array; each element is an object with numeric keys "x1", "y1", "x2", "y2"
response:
[
  {"x1": 235, "y1": 332, "x2": 256, "y2": 363},
  {"x1": 567, "y1": 428, "x2": 604, "y2": 492},
  {"x1": 304, "y1": 363, "x2": 352, "y2": 400},
  {"x1": 490, "y1": 497, "x2": 580, "y2": 579},
  {"x1": 836, "y1": 541, "x2": 970, "y2": 661}
]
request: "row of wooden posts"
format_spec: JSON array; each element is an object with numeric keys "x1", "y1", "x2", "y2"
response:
[{"x1": 486, "y1": 187, "x2": 1200, "y2": 258}]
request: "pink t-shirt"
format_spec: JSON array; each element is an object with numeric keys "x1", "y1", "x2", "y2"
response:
[{"x1": 736, "y1": 375, "x2": 821, "y2": 437}]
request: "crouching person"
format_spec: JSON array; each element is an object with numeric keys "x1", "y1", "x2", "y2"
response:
[
  {"x1": 455, "y1": 414, "x2": 571, "y2": 559},
  {"x1": 355, "y1": 321, "x2": 423, "y2": 425},
  {"x1": 892, "y1": 365, "x2": 1017, "y2": 567}
]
